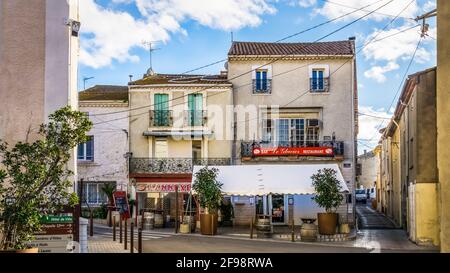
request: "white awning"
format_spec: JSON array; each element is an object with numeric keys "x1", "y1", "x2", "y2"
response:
[{"x1": 192, "y1": 164, "x2": 349, "y2": 196}]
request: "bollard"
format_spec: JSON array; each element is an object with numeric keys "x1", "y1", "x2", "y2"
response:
[
  {"x1": 250, "y1": 218, "x2": 254, "y2": 239},
  {"x1": 291, "y1": 220, "x2": 295, "y2": 242},
  {"x1": 119, "y1": 218, "x2": 123, "y2": 243},
  {"x1": 124, "y1": 219, "x2": 128, "y2": 250},
  {"x1": 113, "y1": 215, "x2": 116, "y2": 241},
  {"x1": 90, "y1": 211, "x2": 94, "y2": 237},
  {"x1": 138, "y1": 228, "x2": 143, "y2": 253},
  {"x1": 141, "y1": 212, "x2": 145, "y2": 230},
  {"x1": 130, "y1": 222, "x2": 134, "y2": 253}
]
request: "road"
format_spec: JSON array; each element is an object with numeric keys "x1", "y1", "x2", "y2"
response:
[{"x1": 356, "y1": 202, "x2": 397, "y2": 229}]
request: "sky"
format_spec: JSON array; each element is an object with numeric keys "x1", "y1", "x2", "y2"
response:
[{"x1": 77, "y1": 0, "x2": 437, "y2": 154}]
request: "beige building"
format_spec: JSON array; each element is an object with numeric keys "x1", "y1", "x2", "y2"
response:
[
  {"x1": 77, "y1": 86, "x2": 129, "y2": 207},
  {"x1": 227, "y1": 40, "x2": 358, "y2": 226},
  {"x1": 128, "y1": 73, "x2": 233, "y2": 225},
  {"x1": 379, "y1": 67, "x2": 438, "y2": 245},
  {"x1": 0, "y1": 0, "x2": 80, "y2": 179},
  {"x1": 437, "y1": 0, "x2": 450, "y2": 253},
  {"x1": 0, "y1": 0, "x2": 80, "y2": 142},
  {"x1": 356, "y1": 149, "x2": 379, "y2": 190}
]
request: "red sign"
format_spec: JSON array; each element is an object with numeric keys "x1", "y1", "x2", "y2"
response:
[
  {"x1": 136, "y1": 183, "x2": 191, "y2": 193},
  {"x1": 113, "y1": 191, "x2": 131, "y2": 219},
  {"x1": 253, "y1": 147, "x2": 334, "y2": 157}
]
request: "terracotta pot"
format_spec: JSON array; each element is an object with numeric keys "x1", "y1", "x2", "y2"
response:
[
  {"x1": 317, "y1": 213, "x2": 338, "y2": 235},
  {"x1": 15, "y1": 248, "x2": 39, "y2": 253},
  {"x1": 200, "y1": 213, "x2": 218, "y2": 235}
]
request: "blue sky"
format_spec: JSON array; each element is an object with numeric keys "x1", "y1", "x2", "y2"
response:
[{"x1": 78, "y1": 0, "x2": 437, "y2": 152}]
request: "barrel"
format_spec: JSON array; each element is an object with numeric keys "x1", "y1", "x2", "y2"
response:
[
  {"x1": 183, "y1": 216, "x2": 196, "y2": 232},
  {"x1": 300, "y1": 223, "x2": 318, "y2": 242},
  {"x1": 154, "y1": 214, "x2": 164, "y2": 228},
  {"x1": 256, "y1": 218, "x2": 272, "y2": 238}
]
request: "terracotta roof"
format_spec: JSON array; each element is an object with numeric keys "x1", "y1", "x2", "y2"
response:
[
  {"x1": 228, "y1": 40, "x2": 355, "y2": 56},
  {"x1": 79, "y1": 85, "x2": 128, "y2": 101},
  {"x1": 129, "y1": 73, "x2": 231, "y2": 86}
]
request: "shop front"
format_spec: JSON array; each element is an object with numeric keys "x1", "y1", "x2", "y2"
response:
[
  {"x1": 192, "y1": 164, "x2": 350, "y2": 226},
  {"x1": 135, "y1": 178, "x2": 194, "y2": 228}
]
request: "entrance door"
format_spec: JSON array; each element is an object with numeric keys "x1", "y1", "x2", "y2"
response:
[{"x1": 271, "y1": 194, "x2": 285, "y2": 223}]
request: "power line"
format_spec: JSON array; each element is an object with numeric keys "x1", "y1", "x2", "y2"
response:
[
  {"x1": 91, "y1": 0, "x2": 389, "y2": 119},
  {"x1": 357, "y1": 112, "x2": 392, "y2": 119}
]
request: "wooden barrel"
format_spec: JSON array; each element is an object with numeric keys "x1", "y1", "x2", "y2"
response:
[
  {"x1": 256, "y1": 218, "x2": 272, "y2": 238},
  {"x1": 300, "y1": 223, "x2": 318, "y2": 242},
  {"x1": 154, "y1": 214, "x2": 164, "y2": 228}
]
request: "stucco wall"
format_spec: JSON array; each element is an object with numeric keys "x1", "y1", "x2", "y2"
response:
[
  {"x1": 437, "y1": 0, "x2": 450, "y2": 253},
  {"x1": 77, "y1": 103, "x2": 129, "y2": 190},
  {"x1": 357, "y1": 152, "x2": 378, "y2": 189}
]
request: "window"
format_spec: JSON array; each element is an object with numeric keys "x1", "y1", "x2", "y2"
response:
[
  {"x1": 154, "y1": 94, "x2": 170, "y2": 126},
  {"x1": 78, "y1": 136, "x2": 94, "y2": 161},
  {"x1": 188, "y1": 94, "x2": 203, "y2": 126},
  {"x1": 311, "y1": 69, "x2": 327, "y2": 92},
  {"x1": 262, "y1": 118, "x2": 320, "y2": 147},
  {"x1": 253, "y1": 69, "x2": 271, "y2": 94},
  {"x1": 154, "y1": 138, "x2": 168, "y2": 158},
  {"x1": 81, "y1": 182, "x2": 115, "y2": 205}
]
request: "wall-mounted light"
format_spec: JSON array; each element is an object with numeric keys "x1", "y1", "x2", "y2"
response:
[{"x1": 65, "y1": 19, "x2": 81, "y2": 37}]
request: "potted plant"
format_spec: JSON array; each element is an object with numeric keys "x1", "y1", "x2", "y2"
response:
[
  {"x1": 192, "y1": 167, "x2": 222, "y2": 235},
  {"x1": 101, "y1": 184, "x2": 116, "y2": 227},
  {"x1": 0, "y1": 107, "x2": 92, "y2": 252},
  {"x1": 311, "y1": 168, "x2": 344, "y2": 235}
]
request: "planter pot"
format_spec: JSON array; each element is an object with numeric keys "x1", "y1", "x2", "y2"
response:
[
  {"x1": 300, "y1": 223, "x2": 318, "y2": 242},
  {"x1": 317, "y1": 213, "x2": 338, "y2": 235},
  {"x1": 179, "y1": 223, "x2": 191, "y2": 234},
  {"x1": 339, "y1": 223, "x2": 350, "y2": 234},
  {"x1": 200, "y1": 213, "x2": 218, "y2": 236}
]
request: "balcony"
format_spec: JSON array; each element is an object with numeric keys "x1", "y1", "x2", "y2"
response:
[
  {"x1": 241, "y1": 140, "x2": 344, "y2": 158},
  {"x1": 129, "y1": 158, "x2": 231, "y2": 174},
  {"x1": 184, "y1": 110, "x2": 207, "y2": 127},
  {"x1": 150, "y1": 110, "x2": 173, "y2": 127},
  {"x1": 310, "y1": 78, "x2": 330, "y2": 93},
  {"x1": 252, "y1": 79, "x2": 272, "y2": 94}
]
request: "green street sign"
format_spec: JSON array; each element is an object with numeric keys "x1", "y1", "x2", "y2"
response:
[{"x1": 40, "y1": 216, "x2": 73, "y2": 224}]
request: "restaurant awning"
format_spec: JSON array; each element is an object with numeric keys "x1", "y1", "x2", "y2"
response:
[{"x1": 191, "y1": 164, "x2": 349, "y2": 196}]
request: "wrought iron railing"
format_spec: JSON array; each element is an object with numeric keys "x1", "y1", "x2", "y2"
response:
[
  {"x1": 310, "y1": 78, "x2": 330, "y2": 92},
  {"x1": 252, "y1": 79, "x2": 272, "y2": 94},
  {"x1": 240, "y1": 140, "x2": 344, "y2": 157},
  {"x1": 129, "y1": 158, "x2": 232, "y2": 174},
  {"x1": 150, "y1": 110, "x2": 173, "y2": 127}
]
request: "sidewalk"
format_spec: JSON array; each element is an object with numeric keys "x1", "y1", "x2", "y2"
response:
[{"x1": 88, "y1": 235, "x2": 137, "y2": 253}]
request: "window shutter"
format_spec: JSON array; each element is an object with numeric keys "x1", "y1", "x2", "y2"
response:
[
  {"x1": 262, "y1": 71, "x2": 267, "y2": 90},
  {"x1": 256, "y1": 71, "x2": 261, "y2": 90}
]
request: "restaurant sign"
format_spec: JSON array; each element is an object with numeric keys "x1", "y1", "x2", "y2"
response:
[
  {"x1": 136, "y1": 183, "x2": 191, "y2": 193},
  {"x1": 253, "y1": 147, "x2": 334, "y2": 157}
]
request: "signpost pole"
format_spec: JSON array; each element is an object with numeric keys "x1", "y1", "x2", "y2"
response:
[
  {"x1": 89, "y1": 211, "x2": 94, "y2": 237},
  {"x1": 175, "y1": 185, "x2": 179, "y2": 234},
  {"x1": 138, "y1": 228, "x2": 142, "y2": 253}
]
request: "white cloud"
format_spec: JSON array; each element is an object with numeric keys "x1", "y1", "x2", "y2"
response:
[
  {"x1": 357, "y1": 106, "x2": 393, "y2": 152},
  {"x1": 298, "y1": 0, "x2": 317, "y2": 7},
  {"x1": 315, "y1": 0, "x2": 419, "y2": 22},
  {"x1": 364, "y1": 61, "x2": 399, "y2": 82},
  {"x1": 423, "y1": 0, "x2": 436, "y2": 11},
  {"x1": 80, "y1": 0, "x2": 276, "y2": 68}
]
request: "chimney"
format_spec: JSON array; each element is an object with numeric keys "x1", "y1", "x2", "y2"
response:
[
  {"x1": 364, "y1": 150, "x2": 367, "y2": 156},
  {"x1": 349, "y1": 36, "x2": 356, "y2": 41},
  {"x1": 220, "y1": 70, "x2": 228, "y2": 77}
]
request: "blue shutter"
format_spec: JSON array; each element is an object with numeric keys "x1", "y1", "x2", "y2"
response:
[
  {"x1": 86, "y1": 137, "x2": 94, "y2": 161},
  {"x1": 77, "y1": 144, "x2": 84, "y2": 160},
  {"x1": 318, "y1": 70, "x2": 324, "y2": 90},
  {"x1": 256, "y1": 71, "x2": 261, "y2": 91},
  {"x1": 312, "y1": 70, "x2": 318, "y2": 90},
  {"x1": 262, "y1": 71, "x2": 267, "y2": 90}
]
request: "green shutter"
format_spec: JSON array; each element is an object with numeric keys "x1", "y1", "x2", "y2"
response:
[{"x1": 155, "y1": 94, "x2": 169, "y2": 126}]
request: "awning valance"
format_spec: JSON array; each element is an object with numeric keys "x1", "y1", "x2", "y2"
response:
[{"x1": 191, "y1": 164, "x2": 349, "y2": 196}]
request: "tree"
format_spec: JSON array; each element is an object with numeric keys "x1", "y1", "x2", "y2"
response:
[
  {"x1": 0, "y1": 107, "x2": 92, "y2": 250},
  {"x1": 192, "y1": 167, "x2": 223, "y2": 214},
  {"x1": 311, "y1": 168, "x2": 344, "y2": 213}
]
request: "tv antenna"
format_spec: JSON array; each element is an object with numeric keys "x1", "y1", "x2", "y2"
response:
[
  {"x1": 83, "y1": 76, "x2": 94, "y2": 90},
  {"x1": 142, "y1": 40, "x2": 161, "y2": 74}
]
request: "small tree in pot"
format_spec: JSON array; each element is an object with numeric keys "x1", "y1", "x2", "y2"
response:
[
  {"x1": 192, "y1": 167, "x2": 222, "y2": 235},
  {"x1": 311, "y1": 168, "x2": 344, "y2": 235}
]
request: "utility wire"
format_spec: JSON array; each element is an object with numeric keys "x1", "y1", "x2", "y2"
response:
[{"x1": 91, "y1": 0, "x2": 389, "y2": 118}]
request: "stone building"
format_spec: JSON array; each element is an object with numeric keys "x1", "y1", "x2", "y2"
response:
[{"x1": 356, "y1": 148, "x2": 380, "y2": 190}]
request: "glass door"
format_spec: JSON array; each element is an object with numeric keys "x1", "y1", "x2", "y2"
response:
[{"x1": 271, "y1": 194, "x2": 285, "y2": 223}]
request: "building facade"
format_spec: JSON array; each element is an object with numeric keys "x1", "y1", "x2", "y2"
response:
[
  {"x1": 379, "y1": 67, "x2": 438, "y2": 245},
  {"x1": 0, "y1": 0, "x2": 80, "y2": 175},
  {"x1": 128, "y1": 73, "x2": 233, "y2": 226},
  {"x1": 356, "y1": 148, "x2": 380, "y2": 190},
  {"x1": 227, "y1": 40, "x2": 358, "y2": 226},
  {"x1": 77, "y1": 86, "x2": 130, "y2": 208}
]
